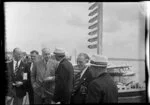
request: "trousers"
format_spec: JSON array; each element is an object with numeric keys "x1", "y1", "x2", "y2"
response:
[{"x1": 34, "y1": 93, "x2": 52, "y2": 104}]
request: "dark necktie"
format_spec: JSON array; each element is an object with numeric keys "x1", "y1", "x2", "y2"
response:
[
  {"x1": 15, "y1": 61, "x2": 18, "y2": 73},
  {"x1": 72, "y1": 72, "x2": 81, "y2": 94}
]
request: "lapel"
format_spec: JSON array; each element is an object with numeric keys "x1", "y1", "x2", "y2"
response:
[
  {"x1": 15, "y1": 60, "x2": 25, "y2": 74},
  {"x1": 74, "y1": 67, "x2": 90, "y2": 92},
  {"x1": 18, "y1": 60, "x2": 23, "y2": 68},
  {"x1": 80, "y1": 67, "x2": 89, "y2": 83}
]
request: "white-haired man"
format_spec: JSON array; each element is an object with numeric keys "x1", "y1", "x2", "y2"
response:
[{"x1": 31, "y1": 48, "x2": 58, "y2": 104}]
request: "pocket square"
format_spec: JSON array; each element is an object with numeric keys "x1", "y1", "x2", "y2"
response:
[{"x1": 23, "y1": 73, "x2": 27, "y2": 80}]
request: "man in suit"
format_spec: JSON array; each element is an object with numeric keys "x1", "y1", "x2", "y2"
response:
[
  {"x1": 71, "y1": 53, "x2": 93, "y2": 104},
  {"x1": 6, "y1": 48, "x2": 28, "y2": 105},
  {"x1": 86, "y1": 54, "x2": 118, "y2": 103},
  {"x1": 31, "y1": 48, "x2": 58, "y2": 104},
  {"x1": 25, "y1": 50, "x2": 39, "y2": 105},
  {"x1": 52, "y1": 48, "x2": 74, "y2": 104}
]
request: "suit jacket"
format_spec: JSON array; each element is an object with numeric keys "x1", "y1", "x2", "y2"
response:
[
  {"x1": 25, "y1": 62, "x2": 33, "y2": 92},
  {"x1": 53, "y1": 58, "x2": 74, "y2": 104},
  {"x1": 71, "y1": 67, "x2": 93, "y2": 104},
  {"x1": 6, "y1": 60, "x2": 28, "y2": 98},
  {"x1": 31, "y1": 58, "x2": 58, "y2": 97},
  {"x1": 86, "y1": 72, "x2": 118, "y2": 103}
]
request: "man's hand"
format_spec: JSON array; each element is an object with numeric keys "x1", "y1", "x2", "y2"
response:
[
  {"x1": 51, "y1": 100, "x2": 56, "y2": 104},
  {"x1": 56, "y1": 102, "x2": 61, "y2": 104},
  {"x1": 12, "y1": 83, "x2": 16, "y2": 86},
  {"x1": 44, "y1": 76, "x2": 55, "y2": 82},
  {"x1": 6, "y1": 96, "x2": 12, "y2": 101},
  {"x1": 51, "y1": 101, "x2": 61, "y2": 104},
  {"x1": 15, "y1": 81, "x2": 23, "y2": 87}
]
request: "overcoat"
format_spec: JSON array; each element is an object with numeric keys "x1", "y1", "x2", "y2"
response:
[
  {"x1": 53, "y1": 58, "x2": 74, "y2": 104},
  {"x1": 86, "y1": 72, "x2": 118, "y2": 103}
]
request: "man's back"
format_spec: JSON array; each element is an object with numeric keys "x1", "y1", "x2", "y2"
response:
[
  {"x1": 53, "y1": 58, "x2": 74, "y2": 104},
  {"x1": 58, "y1": 58, "x2": 74, "y2": 93},
  {"x1": 87, "y1": 72, "x2": 118, "y2": 103}
]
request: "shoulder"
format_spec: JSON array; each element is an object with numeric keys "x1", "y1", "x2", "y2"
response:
[
  {"x1": 94, "y1": 74, "x2": 113, "y2": 87},
  {"x1": 62, "y1": 59, "x2": 73, "y2": 68},
  {"x1": 101, "y1": 73, "x2": 113, "y2": 82},
  {"x1": 91, "y1": 77, "x2": 106, "y2": 88},
  {"x1": 62, "y1": 59, "x2": 72, "y2": 65},
  {"x1": 59, "y1": 60, "x2": 73, "y2": 73}
]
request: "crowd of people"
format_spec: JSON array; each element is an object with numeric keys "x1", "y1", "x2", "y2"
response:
[{"x1": 5, "y1": 47, "x2": 118, "y2": 105}]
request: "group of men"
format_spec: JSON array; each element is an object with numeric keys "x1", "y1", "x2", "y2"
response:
[{"x1": 5, "y1": 47, "x2": 118, "y2": 105}]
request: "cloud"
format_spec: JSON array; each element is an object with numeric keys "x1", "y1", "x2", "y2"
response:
[
  {"x1": 103, "y1": 18, "x2": 121, "y2": 33},
  {"x1": 5, "y1": 2, "x2": 145, "y2": 59},
  {"x1": 66, "y1": 13, "x2": 88, "y2": 27},
  {"x1": 104, "y1": 3, "x2": 140, "y2": 22},
  {"x1": 103, "y1": 3, "x2": 142, "y2": 33},
  {"x1": 102, "y1": 20, "x2": 145, "y2": 59}
]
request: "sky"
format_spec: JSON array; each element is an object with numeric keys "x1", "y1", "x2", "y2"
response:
[{"x1": 5, "y1": 2, "x2": 146, "y2": 61}]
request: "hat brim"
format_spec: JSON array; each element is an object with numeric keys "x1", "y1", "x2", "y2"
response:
[
  {"x1": 53, "y1": 52, "x2": 65, "y2": 56},
  {"x1": 90, "y1": 63, "x2": 107, "y2": 67}
]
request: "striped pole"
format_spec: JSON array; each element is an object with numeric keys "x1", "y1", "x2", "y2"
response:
[
  {"x1": 88, "y1": 2, "x2": 103, "y2": 55},
  {"x1": 97, "y1": 2, "x2": 103, "y2": 55}
]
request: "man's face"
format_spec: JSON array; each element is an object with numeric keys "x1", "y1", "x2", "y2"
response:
[
  {"x1": 77, "y1": 56, "x2": 87, "y2": 70},
  {"x1": 13, "y1": 51, "x2": 22, "y2": 61},
  {"x1": 42, "y1": 50, "x2": 50, "y2": 62},
  {"x1": 30, "y1": 53, "x2": 38, "y2": 62}
]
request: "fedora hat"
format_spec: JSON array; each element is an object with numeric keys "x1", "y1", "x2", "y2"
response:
[
  {"x1": 53, "y1": 48, "x2": 65, "y2": 56},
  {"x1": 90, "y1": 54, "x2": 108, "y2": 67}
]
